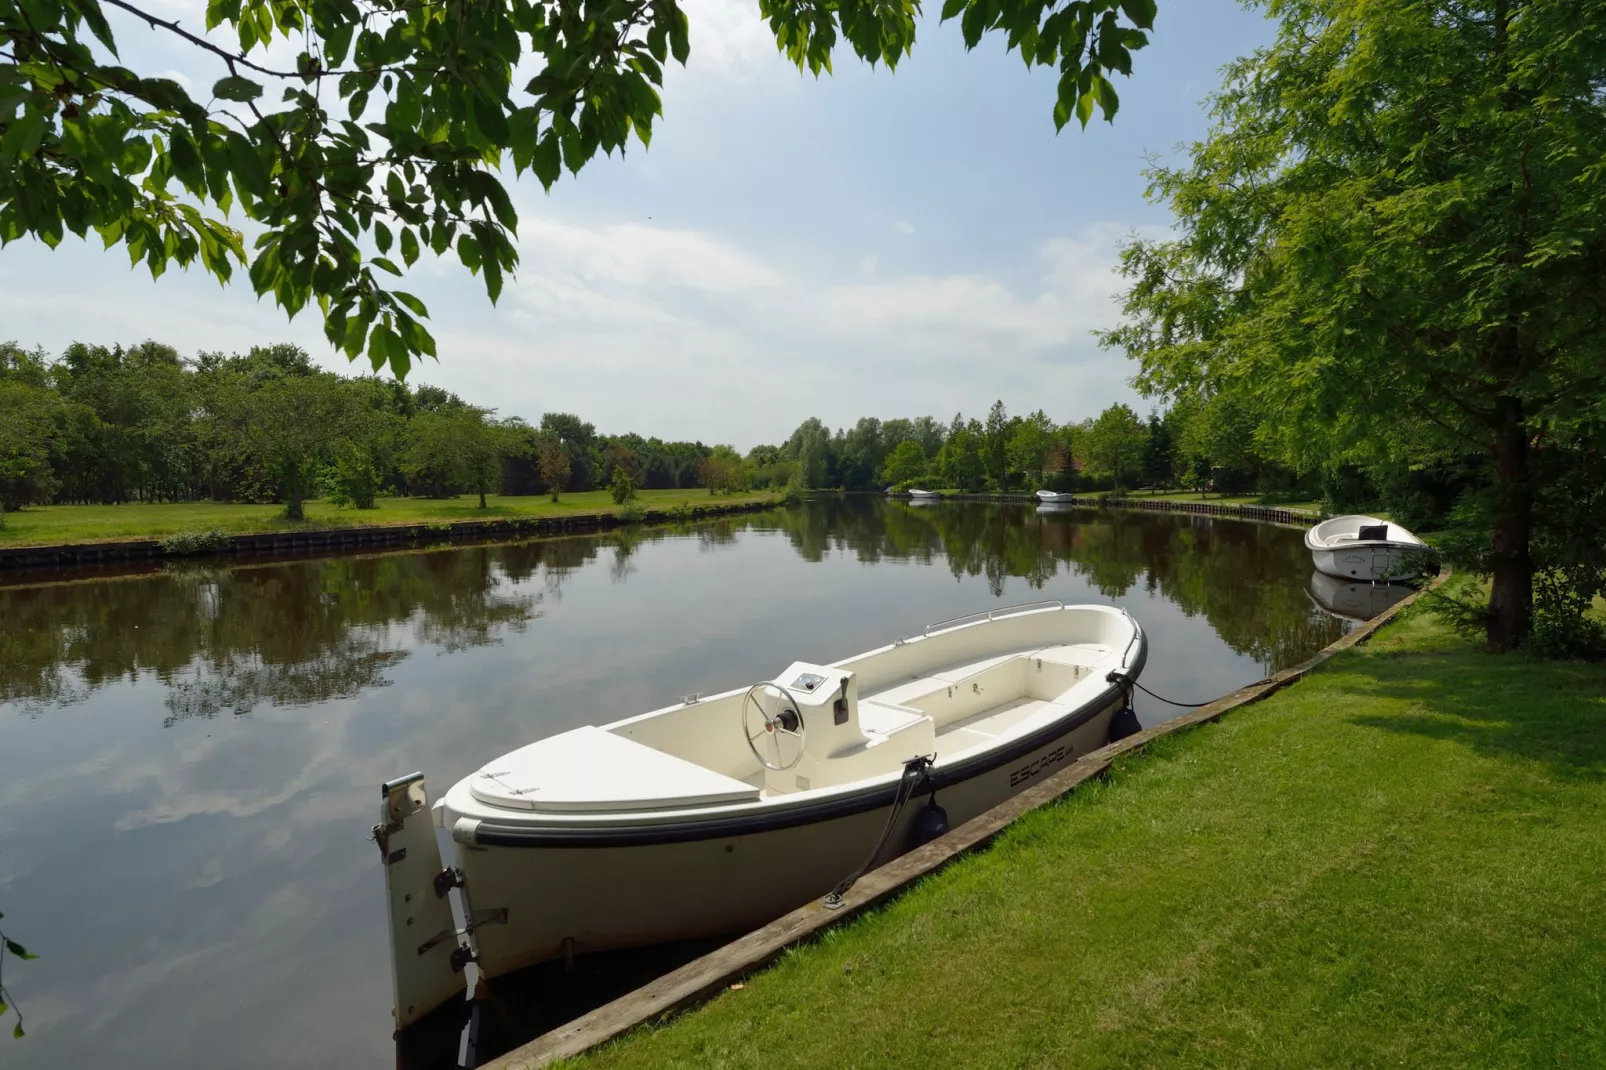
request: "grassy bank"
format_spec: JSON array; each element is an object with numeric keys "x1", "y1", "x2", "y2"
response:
[
  {"x1": 915, "y1": 488, "x2": 1326, "y2": 513},
  {"x1": 1120, "y1": 488, "x2": 1325, "y2": 513},
  {"x1": 562, "y1": 605, "x2": 1606, "y2": 1069},
  {"x1": 0, "y1": 490, "x2": 780, "y2": 547}
]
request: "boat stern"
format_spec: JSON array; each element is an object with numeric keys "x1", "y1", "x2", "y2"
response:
[{"x1": 375, "y1": 773, "x2": 468, "y2": 1031}]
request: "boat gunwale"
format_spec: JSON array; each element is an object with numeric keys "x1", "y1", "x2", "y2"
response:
[
  {"x1": 1304, "y1": 514, "x2": 1427, "y2": 552},
  {"x1": 467, "y1": 675, "x2": 1130, "y2": 849},
  {"x1": 460, "y1": 608, "x2": 1147, "y2": 848}
]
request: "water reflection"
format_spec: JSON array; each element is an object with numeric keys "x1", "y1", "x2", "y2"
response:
[
  {"x1": 1306, "y1": 571, "x2": 1416, "y2": 623},
  {"x1": 0, "y1": 499, "x2": 1349, "y2": 1070}
]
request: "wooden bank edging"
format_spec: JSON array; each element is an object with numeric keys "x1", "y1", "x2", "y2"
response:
[
  {"x1": 483, "y1": 567, "x2": 1451, "y2": 1070},
  {"x1": 0, "y1": 498, "x2": 781, "y2": 572}
]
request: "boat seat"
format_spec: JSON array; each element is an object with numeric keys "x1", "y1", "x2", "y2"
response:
[
  {"x1": 786, "y1": 699, "x2": 936, "y2": 792},
  {"x1": 469, "y1": 726, "x2": 762, "y2": 813},
  {"x1": 858, "y1": 698, "x2": 926, "y2": 736}
]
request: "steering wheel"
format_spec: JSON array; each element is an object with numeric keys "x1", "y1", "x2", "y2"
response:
[{"x1": 742, "y1": 682, "x2": 807, "y2": 771}]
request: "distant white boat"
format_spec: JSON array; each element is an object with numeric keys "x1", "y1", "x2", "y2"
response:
[
  {"x1": 908, "y1": 489, "x2": 941, "y2": 499},
  {"x1": 375, "y1": 602, "x2": 1146, "y2": 1029},
  {"x1": 1035, "y1": 490, "x2": 1076, "y2": 503},
  {"x1": 1307, "y1": 571, "x2": 1415, "y2": 622},
  {"x1": 1304, "y1": 515, "x2": 1428, "y2": 582}
]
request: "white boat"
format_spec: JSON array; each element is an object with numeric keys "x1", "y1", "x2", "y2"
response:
[
  {"x1": 376, "y1": 602, "x2": 1146, "y2": 1028},
  {"x1": 907, "y1": 488, "x2": 941, "y2": 499},
  {"x1": 1304, "y1": 514, "x2": 1428, "y2": 581},
  {"x1": 1306, "y1": 571, "x2": 1415, "y2": 622},
  {"x1": 1035, "y1": 490, "x2": 1076, "y2": 503}
]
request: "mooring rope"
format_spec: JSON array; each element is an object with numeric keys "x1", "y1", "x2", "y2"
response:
[
  {"x1": 823, "y1": 754, "x2": 934, "y2": 909},
  {"x1": 1106, "y1": 670, "x2": 1216, "y2": 710}
]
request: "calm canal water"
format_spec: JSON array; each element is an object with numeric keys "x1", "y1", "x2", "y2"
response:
[{"x1": 0, "y1": 499, "x2": 1357, "y2": 1067}]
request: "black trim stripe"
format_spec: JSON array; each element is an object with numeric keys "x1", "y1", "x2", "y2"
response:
[{"x1": 472, "y1": 635, "x2": 1144, "y2": 850}]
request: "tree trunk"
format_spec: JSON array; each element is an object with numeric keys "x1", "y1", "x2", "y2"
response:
[
  {"x1": 479, "y1": 486, "x2": 487, "y2": 509},
  {"x1": 1486, "y1": 394, "x2": 1532, "y2": 651},
  {"x1": 285, "y1": 462, "x2": 305, "y2": 521}
]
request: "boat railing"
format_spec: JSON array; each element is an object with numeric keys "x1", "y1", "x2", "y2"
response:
[{"x1": 922, "y1": 599, "x2": 1066, "y2": 638}]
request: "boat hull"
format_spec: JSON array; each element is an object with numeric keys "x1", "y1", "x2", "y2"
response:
[
  {"x1": 455, "y1": 697, "x2": 1120, "y2": 980},
  {"x1": 1309, "y1": 544, "x2": 1420, "y2": 582}
]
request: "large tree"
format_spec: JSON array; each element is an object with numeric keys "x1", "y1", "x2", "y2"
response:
[
  {"x1": 1, "y1": 0, "x2": 1158, "y2": 371},
  {"x1": 1103, "y1": 0, "x2": 1606, "y2": 650},
  {"x1": 208, "y1": 370, "x2": 365, "y2": 517},
  {"x1": 1082, "y1": 402, "x2": 1146, "y2": 491}
]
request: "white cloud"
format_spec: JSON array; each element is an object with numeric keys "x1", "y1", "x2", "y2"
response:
[
  {"x1": 894, "y1": 220, "x2": 916, "y2": 235},
  {"x1": 821, "y1": 222, "x2": 1150, "y2": 351},
  {"x1": 857, "y1": 253, "x2": 879, "y2": 277},
  {"x1": 518, "y1": 216, "x2": 785, "y2": 293},
  {"x1": 675, "y1": 0, "x2": 786, "y2": 78}
]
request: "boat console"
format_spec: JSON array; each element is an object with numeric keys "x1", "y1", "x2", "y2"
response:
[{"x1": 750, "y1": 662, "x2": 937, "y2": 795}]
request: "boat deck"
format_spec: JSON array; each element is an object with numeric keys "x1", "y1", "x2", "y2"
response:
[{"x1": 740, "y1": 641, "x2": 1114, "y2": 793}]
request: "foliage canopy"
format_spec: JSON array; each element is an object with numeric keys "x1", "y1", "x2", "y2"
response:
[
  {"x1": 1102, "y1": 0, "x2": 1606, "y2": 651},
  {"x1": 1, "y1": 0, "x2": 1156, "y2": 372}
]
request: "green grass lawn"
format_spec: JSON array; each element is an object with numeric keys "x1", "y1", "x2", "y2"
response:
[
  {"x1": 1122, "y1": 488, "x2": 1326, "y2": 513},
  {"x1": 0, "y1": 489, "x2": 780, "y2": 547},
  {"x1": 562, "y1": 603, "x2": 1606, "y2": 1069},
  {"x1": 921, "y1": 488, "x2": 1327, "y2": 514}
]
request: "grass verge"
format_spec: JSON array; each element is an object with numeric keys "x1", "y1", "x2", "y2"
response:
[
  {"x1": 560, "y1": 606, "x2": 1606, "y2": 1069},
  {"x1": 1120, "y1": 488, "x2": 1326, "y2": 513},
  {"x1": 0, "y1": 490, "x2": 779, "y2": 547}
]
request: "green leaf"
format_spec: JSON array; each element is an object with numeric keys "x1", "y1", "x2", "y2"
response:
[
  {"x1": 1076, "y1": 83, "x2": 1096, "y2": 127},
  {"x1": 472, "y1": 92, "x2": 509, "y2": 145},
  {"x1": 78, "y1": 1, "x2": 120, "y2": 55},
  {"x1": 531, "y1": 133, "x2": 561, "y2": 189},
  {"x1": 1119, "y1": 0, "x2": 1156, "y2": 30},
  {"x1": 393, "y1": 290, "x2": 428, "y2": 316},
  {"x1": 374, "y1": 221, "x2": 392, "y2": 254},
  {"x1": 371, "y1": 256, "x2": 402, "y2": 276},
  {"x1": 365, "y1": 319, "x2": 388, "y2": 370},
  {"x1": 13, "y1": 1019, "x2": 23, "y2": 1040},
  {"x1": 226, "y1": 132, "x2": 269, "y2": 197},
  {"x1": 5, "y1": 938, "x2": 37, "y2": 960},
  {"x1": 939, "y1": 0, "x2": 968, "y2": 23},
  {"x1": 669, "y1": 7, "x2": 691, "y2": 65},
  {"x1": 212, "y1": 76, "x2": 263, "y2": 102},
  {"x1": 1096, "y1": 71, "x2": 1119, "y2": 120},
  {"x1": 400, "y1": 227, "x2": 419, "y2": 267}
]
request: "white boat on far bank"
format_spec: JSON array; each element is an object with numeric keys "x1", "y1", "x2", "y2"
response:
[
  {"x1": 376, "y1": 602, "x2": 1146, "y2": 1029},
  {"x1": 1035, "y1": 490, "x2": 1076, "y2": 503},
  {"x1": 1304, "y1": 515, "x2": 1429, "y2": 582},
  {"x1": 908, "y1": 488, "x2": 941, "y2": 499}
]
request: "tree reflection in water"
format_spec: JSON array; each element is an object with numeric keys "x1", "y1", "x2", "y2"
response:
[
  {"x1": 1, "y1": 500, "x2": 1345, "y2": 719},
  {"x1": 768, "y1": 497, "x2": 1348, "y2": 672}
]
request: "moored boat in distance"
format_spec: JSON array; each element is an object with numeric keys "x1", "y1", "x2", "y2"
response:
[
  {"x1": 1035, "y1": 490, "x2": 1076, "y2": 503},
  {"x1": 1304, "y1": 514, "x2": 1429, "y2": 582},
  {"x1": 907, "y1": 488, "x2": 941, "y2": 499},
  {"x1": 376, "y1": 602, "x2": 1147, "y2": 1029}
]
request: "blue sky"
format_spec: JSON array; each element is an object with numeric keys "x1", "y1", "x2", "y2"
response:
[{"x1": 0, "y1": 1, "x2": 1274, "y2": 448}]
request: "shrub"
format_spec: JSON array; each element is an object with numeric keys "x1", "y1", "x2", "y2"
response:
[
  {"x1": 326, "y1": 446, "x2": 379, "y2": 509},
  {"x1": 158, "y1": 529, "x2": 229, "y2": 555},
  {"x1": 610, "y1": 468, "x2": 637, "y2": 504},
  {"x1": 615, "y1": 502, "x2": 646, "y2": 523}
]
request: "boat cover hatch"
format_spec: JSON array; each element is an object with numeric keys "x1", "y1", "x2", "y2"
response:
[{"x1": 468, "y1": 726, "x2": 762, "y2": 813}]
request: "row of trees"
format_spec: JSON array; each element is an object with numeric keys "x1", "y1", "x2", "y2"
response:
[
  {"x1": 0, "y1": 341, "x2": 742, "y2": 520},
  {"x1": 0, "y1": 341, "x2": 1311, "y2": 518},
  {"x1": 763, "y1": 399, "x2": 1311, "y2": 498}
]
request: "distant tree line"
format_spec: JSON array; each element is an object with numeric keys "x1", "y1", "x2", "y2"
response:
[
  {"x1": 763, "y1": 399, "x2": 1321, "y2": 500},
  {"x1": 0, "y1": 341, "x2": 739, "y2": 519}
]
